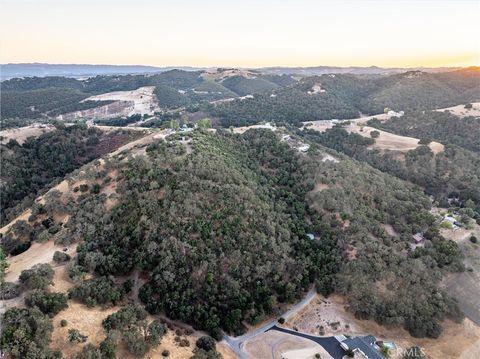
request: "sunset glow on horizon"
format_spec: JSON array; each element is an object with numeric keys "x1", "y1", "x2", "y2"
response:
[{"x1": 1, "y1": 0, "x2": 479, "y2": 68}]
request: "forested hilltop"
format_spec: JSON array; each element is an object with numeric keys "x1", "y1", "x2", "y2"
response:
[{"x1": 1, "y1": 129, "x2": 465, "y2": 359}]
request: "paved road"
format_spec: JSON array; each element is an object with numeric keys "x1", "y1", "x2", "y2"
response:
[
  {"x1": 222, "y1": 287, "x2": 317, "y2": 359},
  {"x1": 268, "y1": 325, "x2": 345, "y2": 359}
]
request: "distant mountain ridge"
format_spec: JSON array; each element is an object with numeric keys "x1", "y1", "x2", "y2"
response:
[
  {"x1": 0, "y1": 63, "x2": 203, "y2": 80},
  {"x1": 260, "y1": 65, "x2": 465, "y2": 75},
  {"x1": 0, "y1": 62, "x2": 469, "y2": 79}
]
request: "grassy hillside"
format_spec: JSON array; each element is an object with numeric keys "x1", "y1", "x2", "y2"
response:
[{"x1": 368, "y1": 111, "x2": 480, "y2": 154}]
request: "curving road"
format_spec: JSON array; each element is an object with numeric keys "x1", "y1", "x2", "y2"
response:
[{"x1": 222, "y1": 287, "x2": 317, "y2": 359}]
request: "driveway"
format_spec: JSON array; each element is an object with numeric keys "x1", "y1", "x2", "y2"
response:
[
  {"x1": 222, "y1": 287, "x2": 317, "y2": 359},
  {"x1": 268, "y1": 325, "x2": 346, "y2": 359}
]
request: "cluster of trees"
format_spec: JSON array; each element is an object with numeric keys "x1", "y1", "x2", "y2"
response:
[
  {"x1": 19, "y1": 263, "x2": 54, "y2": 290},
  {"x1": 0, "y1": 307, "x2": 61, "y2": 359},
  {"x1": 68, "y1": 276, "x2": 127, "y2": 307},
  {"x1": 94, "y1": 114, "x2": 143, "y2": 127},
  {"x1": 25, "y1": 290, "x2": 68, "y2": 315},
  {"x1": 102, "y1": 305, "x2": 167, "y2": 356},
  {"x1": 192, "y1": 336, "x2": 222, "y2": 359}
]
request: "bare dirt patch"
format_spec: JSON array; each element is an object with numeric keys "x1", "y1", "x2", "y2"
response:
[
  {"x1": 303, "y1": 121, "x2": 444, "y2": 154},
  {"x1": 311, "y1": 182, "x2": 329, "y2": 193},
  {"x1": 60, "y1": 86, "x2": 160, "y2": 119},
  {"x1": 0, "y1": 124, "x2": 55, "y2": 145},
  {"x1": 441, "y1": 223, "x2": 480, "y2": 326},
  {"x1": 382, "y1": 224, "x2": 398, "y2": 237},
  {"x1": 201, "y1": 68, "x2": 258, "y2": 82},
  {"x1": 4, "y1": 241, "x2": 74, "y2": 282},
  {"x1": 351, "y1": 126, "x2": 444, "y2": 153},
  {"x1": 243, "y1": 330, "x2": 330, "y2": 359},
  {"x1": 51, "y1": 265, "x2": 76, "y2": 293},
  {"x1": 436, "y1": 102, "x2": 480, "y2": 118},
  {"x1": 51, "y1": 302, "x2": 120, "y2": 357}
]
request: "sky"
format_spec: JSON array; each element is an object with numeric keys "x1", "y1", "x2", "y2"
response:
[{"x1": 1, "y1": 0, "x2": 479, "y2": 68}]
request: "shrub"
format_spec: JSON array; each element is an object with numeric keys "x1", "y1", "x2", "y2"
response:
[
  {"x1": 179, "y1": 338, "x2": 190, "y2": 347},
  {"x1": 25, "y1": 290, "x2": 68, "y2": 315},
  {"x1": 470, "y1": 236, "x2": 478, "y2": 244},
  {"x1": 99, "y1": 335, "x2": 117, "y2": 359},
  {"x1": 102, "y1": 305, "x2": 148, "y2": 331},
  {"x1": 196, "y1": 336, "x2": 216, "y2": 352},
  {"x1": 53, "y1": 250, "x2": 71, "y2": 262},
  {"x1": 440, "y1": 221, "x2": 453, "y2": 229},
  {"x1": 278, "y1": 317, "x2": 285, "y2": 324},
  {"x1": 0, "y1": 282, "x2": 21, "y2": 300},
  {"x1": 148, "y1": 319, "x2": 167, "y2": 347},
  {"x1": 90, "y1": 183, "x2": 101, "y2": 194},
  {"x1": 370, "y1": 130, "x2": 380, "y2": 139},
  {"x1": 19, "y1": 263, "x2": 54, "y2": 290},
  {"x1": 162, "y1": 349, "x2": 170, "y2": 357},
  {"x1": 124, "y1": 327, "x2": 147, "y2": 356},
  {"x1": 68, "y1": 328, "x2": 87, "y2": 343},
  {"x1": 60, "y1": 319, "x2": 68, "y2": 327}
]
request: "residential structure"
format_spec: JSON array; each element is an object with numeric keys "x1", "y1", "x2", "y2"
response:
[{"x1": 339, "y1": 335, "x2": 385, "y2": 359}]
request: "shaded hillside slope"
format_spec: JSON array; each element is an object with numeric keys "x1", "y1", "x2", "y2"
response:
[{"x1": 0, "y1": 123, "x2": 141, "y2": 224}]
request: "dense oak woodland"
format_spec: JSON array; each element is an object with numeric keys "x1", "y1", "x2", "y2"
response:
[
  {"x1": 1, "y1": 129, "x2": 465, "y2": 359},
  {"x1": 0, "y1": 123, "x2": 139, "y2": 224}
]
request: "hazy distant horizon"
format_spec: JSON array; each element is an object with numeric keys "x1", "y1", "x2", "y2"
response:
[
  {"x1": 1, "y1": 0, "x2": 479, "y2": 68},
  {"x1": 2, "y1": 61, "x2": 477, "y2": 69}
]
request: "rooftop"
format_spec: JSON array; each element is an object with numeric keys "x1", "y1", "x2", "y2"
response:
[{"x1": 341, "y1": 335, "x2": 384, "y2": 359}]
